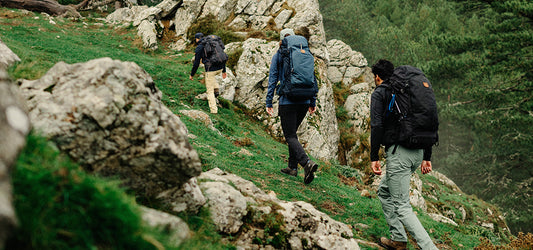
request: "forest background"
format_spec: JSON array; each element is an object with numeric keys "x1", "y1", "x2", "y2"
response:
[{"x1": 318, "y1": 0, "x2": 532, "y2": 234}]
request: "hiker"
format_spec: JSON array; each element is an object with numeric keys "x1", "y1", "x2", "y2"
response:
[
  {"x1": 190, "y1": 32, "x2": 227, "y2": 114},
  {"x1": 265, "y1": 28, "x2": 319, "y2": 184},
  {"x1": 370, "y1": 59, "x2": 438, "y2": 250}
]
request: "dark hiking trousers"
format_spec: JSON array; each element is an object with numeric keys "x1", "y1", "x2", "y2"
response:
[{"x1": 279, "y1": 104, "x2": 310, "y2": 170}]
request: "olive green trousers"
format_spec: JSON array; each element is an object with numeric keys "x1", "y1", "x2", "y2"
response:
[{"x1": 378, "y1": 145, "x2": 438, "y2": 250}]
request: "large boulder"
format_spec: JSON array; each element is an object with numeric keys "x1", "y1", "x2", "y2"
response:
[
  {"x1": 0, "y1": 70, "x2": 30, "y2": 249},
  {"x1": 19, "y1": 57, "x2": 202, "y2": 198}
]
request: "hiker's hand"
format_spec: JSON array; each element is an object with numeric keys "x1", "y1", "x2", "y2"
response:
[
  {"x1": 266, "y1": 107, "x2": 274, "y2": 116},
  {"x1": 189, "y1": 75, "x2": 193, "y2": 80},
  {"x1": 371, "y1": 161, "x2": 382, "y2": 175},
  {"x1": 421, "y1": 160, "x2": 432, "y2": 174},
  {"x1": 222, "y1": 72, "x2": 227, "y2": 79},
  {"x1": 309, "y1": 106, "x2": 316, "y2": 115}
]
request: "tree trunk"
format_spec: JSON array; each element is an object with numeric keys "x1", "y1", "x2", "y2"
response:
[{"x1": 0, "y1": 0, "x2": 89, "y2": 17}]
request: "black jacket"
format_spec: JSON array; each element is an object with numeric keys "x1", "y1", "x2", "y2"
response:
[
  {"x1": 370, "y1": 83, "x2": 432, "y2": 161},
  {"x1": 190, "y1": 40, "x2": 227, "y2": 76}
]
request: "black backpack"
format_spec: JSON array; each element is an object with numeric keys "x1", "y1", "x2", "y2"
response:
[
  {"x1": 202, "y1": 35, "x2": 228, "y2": 67},
  {"x1": 276, "y1": 35, "x2": 318, "y2": 101},
  {"x1": 383, "y1": 65, "x2": 439, "y2": 149}
]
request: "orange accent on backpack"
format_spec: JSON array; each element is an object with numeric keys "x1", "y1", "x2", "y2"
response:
[{"x1": 423, "y1": 82, "x2": 429, "y2": 88}]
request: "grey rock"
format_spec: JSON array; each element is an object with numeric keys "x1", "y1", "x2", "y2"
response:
[
  {"x1": 0, "y1": 39, "x2": 20, "y2": 70},
  {"x1": 141, "y1": 206, "x2": 190, "y2": 246},
  {"x1": 20, "y1": 58, "x2": 201, "y2": 198}
]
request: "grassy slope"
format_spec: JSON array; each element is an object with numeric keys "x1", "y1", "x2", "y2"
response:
[{"x1": 0, "y1": 8, "x2": 513, "y2": 249}]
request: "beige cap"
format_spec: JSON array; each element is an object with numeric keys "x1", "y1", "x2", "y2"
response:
[{"x1": 280, "y1": 28, "x2": 295, "y2": 40}]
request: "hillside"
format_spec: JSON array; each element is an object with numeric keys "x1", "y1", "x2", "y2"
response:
[{"x1": 0, "y1": 3, "x2": 530, "y2": 250}]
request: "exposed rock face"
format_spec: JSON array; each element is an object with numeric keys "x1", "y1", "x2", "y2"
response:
[
  {"x1": 0, "y1": 38, "x2": 20, "y2": 69},
  {"x1": 327, "y1": 39, "x2": 368, "y2": 86},
  {"x1": 326, "y1": 39, "x2": 374, "y2": 167},
  {"x1": 0, "y1": 70, "x2": 30, "y2": 249},
  {"x1": 199, "y1": 168, "x2": 360, "y2": 249},
  {"x1": 19, "y1": 57, "x2": 202, "y2": 197}
]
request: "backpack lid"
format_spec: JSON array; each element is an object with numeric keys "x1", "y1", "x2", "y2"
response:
[{"x1": 281, "y1": 35, "x2": 309, "y2": 49}]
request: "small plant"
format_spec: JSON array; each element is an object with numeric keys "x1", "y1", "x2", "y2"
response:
[{"x1": 226, "y1": 47, "x2": 243, "y2": 73}]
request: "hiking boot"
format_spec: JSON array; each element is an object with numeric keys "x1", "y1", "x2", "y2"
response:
[
  {"x1": 378, "y1": 237, "x2": 407, "y2": 250},
  {"x1": 303, "y1": 160, "x2": 318, "y2": 184},
  {"x1": 280, "y1": 167, "x2": 297, "y2": 177}
]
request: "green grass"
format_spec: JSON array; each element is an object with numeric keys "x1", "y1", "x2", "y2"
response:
[
  {"x1": 7, "y1": 134, "x2": 171, "y2": 249},
  {"x1": 1, "y1": 7, "x2": 515, "y2": 249}
]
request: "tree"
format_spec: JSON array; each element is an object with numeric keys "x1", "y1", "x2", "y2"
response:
[{"x1": 0, "y1": 0, "x2": 90, "y2": 17}]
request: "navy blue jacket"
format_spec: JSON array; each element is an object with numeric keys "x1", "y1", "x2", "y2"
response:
[{"x1": 265, "y1": 51, "x2": 317, "y2": 108}]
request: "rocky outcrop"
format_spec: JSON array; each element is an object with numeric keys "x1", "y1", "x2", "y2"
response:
[
  {"x1": 199, "y1": 168, "x2": 360, "y2": 249},
  {"x1": 19, "y1": 58, "x2": 202, "y2": 198},
  {"x1": 0, "y1": 70, "x2": 30, "y2": 249},
  {"x1": 106, "y1": 1, "x2": 182, "y2": 50},
  {"x1": 0, "y1": 38, "x2": 20, "y2": 69}
]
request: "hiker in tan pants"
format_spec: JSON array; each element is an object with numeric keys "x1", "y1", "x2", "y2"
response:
[{"x1": 190, "y1": 32, "x2": 227, "y2": 114}]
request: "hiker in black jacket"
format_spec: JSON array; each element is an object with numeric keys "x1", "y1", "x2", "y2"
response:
[
  {"x1": 370, "y1": 59, "x2": 438, "y2": 250},
  {"x1": 190, "y1": 33, "x2": 227, "y2": 114}
]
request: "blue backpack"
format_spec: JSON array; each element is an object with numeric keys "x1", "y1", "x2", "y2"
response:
[{"x1": 276, "y1": 35, "x2": 318, "y2": 101}]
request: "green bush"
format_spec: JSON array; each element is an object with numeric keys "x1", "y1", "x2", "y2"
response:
[{"x1": 188, "y1": 14, "x2": 243, "y2": 45}]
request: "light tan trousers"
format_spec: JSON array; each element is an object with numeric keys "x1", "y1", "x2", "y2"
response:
[{"x1": 204, "y1": 70, "x2": 221, "y2": 113}]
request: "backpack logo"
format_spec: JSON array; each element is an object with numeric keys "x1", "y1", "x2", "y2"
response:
[
  {"x1": 385, "y1": 65, "x2": 439, "y2": 149},
  {"x1": 202, "y1": 35, "x2": 228, "y2": 68},
  {"x1": 276, "y1": 35, "x2": 318, "y2": 101}
]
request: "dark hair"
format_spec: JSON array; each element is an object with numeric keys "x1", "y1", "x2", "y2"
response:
[{"x1": 371, "y1": 59, "x2": 394, "y2": 81}]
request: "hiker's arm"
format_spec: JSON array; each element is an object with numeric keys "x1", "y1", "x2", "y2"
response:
[
  {"x1": 190, "y1": 45, "x2": 203, "y2": 78},
  {"x1": 370, "y1": 89, "x2": 385, "y2": 162},
  {"x1": 266, "y1": 53, "x2": 279, "y2": 108}
]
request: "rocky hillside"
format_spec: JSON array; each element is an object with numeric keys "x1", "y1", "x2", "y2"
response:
[{"x1": 0, "y1": 0, "x2": 521, "y2": 249}]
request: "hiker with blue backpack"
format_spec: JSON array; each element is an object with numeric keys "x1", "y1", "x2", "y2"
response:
[
  {"x1": 370, "y1": 59, "x2": 439, "y2": 250},
  {"x1": 190, "y1": 32, "x2": 228, "y2": 114},
  {"x1": 265, "y1": 28, "x2": 319, "y2": 184}
]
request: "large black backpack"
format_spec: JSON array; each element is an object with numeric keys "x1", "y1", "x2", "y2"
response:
[
  {"x1": 276, "y1": 35, "x2": 318, "y2": 101},
  {"x1": 384, "y1": 65, "x2": 439, "y2": 149},
  {"x1": 202, "y1": 35, "x2": 228, "y2": 67}
]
